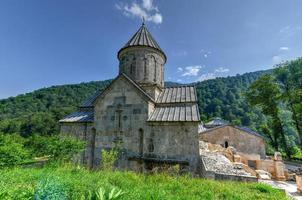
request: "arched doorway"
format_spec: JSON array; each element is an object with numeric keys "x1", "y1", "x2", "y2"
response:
[{"x1": 224, "y1": 141, "x2": 229, "y2": 148}]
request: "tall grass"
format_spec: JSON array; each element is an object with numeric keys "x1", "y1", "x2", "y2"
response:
[{"x1": 0, "y1": 165, "x2": 287, "y2": 200}]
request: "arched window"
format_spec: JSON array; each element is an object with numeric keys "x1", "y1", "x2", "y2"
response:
[
  {"x1": 148, "y1": 138, "x2": 154, "y2": 153},
  {"x1": 130, "y1": 64, "x2": 134, "y2": 75},
  {"x1": 224, "y1": 141, "x2": 229, "y2": 148},
  {"x1": 154, "y1": 58, "x2": 157, "y2": 81},
  {"x1": 139, "y1": 129, "x2": 144, "y2": 156},
  {"x1": 144, "y1": 57, "x2": 148, "y2": 80}
]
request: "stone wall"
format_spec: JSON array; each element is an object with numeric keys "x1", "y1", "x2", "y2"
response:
[
  {"x1": 200, "y1": 125, "x2": 266, "y2": 158},
  {"x1": 93, "y1": 75, "x2": 153, "y2": 169},
  {"x1": 60, "y1": 122, "x2": 95, "y2": 167},
  {"x1": 148, "y1": 122, "x2": 200, "y2": 173}
]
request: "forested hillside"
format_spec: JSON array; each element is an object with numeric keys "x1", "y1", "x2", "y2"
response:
[
  {"x1": 0, "y1": 70, "x2": 269, "y2": 137},
  {"x1": 196, "y1": 70, "x2": 269, "y2": 127}
]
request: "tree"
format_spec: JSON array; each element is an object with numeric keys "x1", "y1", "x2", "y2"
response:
[
  {"x1": 246, "y1": 74, "x2": 291, "y2": 157},
  {"x1": 274, "y1": 62, "x2": 302, "y2": 146}
]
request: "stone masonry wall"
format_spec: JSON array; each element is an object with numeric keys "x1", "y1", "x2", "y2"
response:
[
  {"x1": 148, "y1": 122, "x2": 200, "y2": 173},
  {"x1": 60, "y1": 123, "x2": 95, "y2": 167},
  {"x1": 93, "y1": 76, "x2": 153, "y2": 169},
  {"x1": 200, "y1": 126, "x2": 266, "y2": 158}
]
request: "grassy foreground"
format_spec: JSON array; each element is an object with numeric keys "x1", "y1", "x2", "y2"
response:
[{"x1": 0, "y1": 166, "x2": 287, "y2": 200}]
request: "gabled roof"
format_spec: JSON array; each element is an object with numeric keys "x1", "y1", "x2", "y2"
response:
[
  {"x1": 148, "y1": 85, "x2": 200, "y2": 122},
  {"x1": 148, "y1": 104, "x2": 200, "y2": 122},
  {"x1": 156, "y1": 86, "x2": 197, "y2": 104},
  {"x1": 118, "y1": 23, "x2": 166, "y2": 60},
  {"x1": 200, "y1": 124, "x2": 264, "y2": 139},
  {"x1": 59, "y1": 110, "x2": 94, "y2": 123},
  {"x1": 80, "y1": 73, "x2": 154, "y2": 108}
]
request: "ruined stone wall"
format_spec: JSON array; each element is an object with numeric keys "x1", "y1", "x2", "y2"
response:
[
  {"x1": 118, "y1": 47, "x2": 165, "y2": 88},
  {"x1": 200, "y1": 126, "x2": 266, "y2": 158},
  {"x1": 60, "y1": 123, "x2": 95, "y2": 167}
]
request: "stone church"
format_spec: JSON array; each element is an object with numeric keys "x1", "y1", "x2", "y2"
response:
[{"x1": 60, "y1": 23, "x2": 201, "y2": 173}]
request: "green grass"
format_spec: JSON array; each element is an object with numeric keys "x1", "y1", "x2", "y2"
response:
[{"x1": 0, "y1": 165, "x2": 288, "y2": 200}]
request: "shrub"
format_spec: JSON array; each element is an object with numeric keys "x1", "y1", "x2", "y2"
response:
[
  {"x1": 25, "y1": 134, "x2": 85, "y2": 162},
  {"x1": 0, "y1": 133, "x2": 30, "y2": 168},
  {"x1": 101, "y1": 148, "x2": 119, "y2": 171}
]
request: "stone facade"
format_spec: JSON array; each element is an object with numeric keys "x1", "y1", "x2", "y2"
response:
[
  {"x1": 60, "y1": 75, "x2": 200, "y2": 172},
  {"x1": 200, "y1": 125, "x2": 266, "y2": 158}
]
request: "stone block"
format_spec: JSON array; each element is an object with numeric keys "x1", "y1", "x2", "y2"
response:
[
  {"x1": 234, "y1": 154, "x2": 241, "y2": 163},
  {"x1": 296, "y1": 175, "x2": 302, "y2": 194}
]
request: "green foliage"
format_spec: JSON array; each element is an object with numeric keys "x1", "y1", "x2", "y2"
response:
[
  {"x1": 0, "y1": 166, "x2": 288, "y2": 200},
  {"x1": 246, "y1": 74, "x2": 286, "y2": 151},
  {"x1": 26, "y1": 135, "x2": 85, "y2": 162},
  {"x1": 0, "y1": 133, "x2": 30, "y2": 168},
  {"x1": 196, "y1": 70, "x2": 269, "y2": 127},
  {"x1": 0, "y1": 80, "x2": 111, "y2": 137},
  {"x1": 0, "y1": 133, "x2": 84, "y2": 168},
  {"x1": 101, "y1": 148, "x2": 119, "y2": 171},
  {"x1": 246, "y1": 58, "x2": 302, "y2": 157},
  {"x1": 274, "y1": 59, "x2": 302, "y2": 143}
]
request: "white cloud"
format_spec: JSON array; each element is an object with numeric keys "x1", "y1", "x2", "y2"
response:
[
  {"x1": 142, "y1": 0, "x2": 158, "y2": 11},
  {"x1": 214, "y1": 67, "x2": 230, "y2": 73},
  {"x1": 279, "y1": 46, "x2": 290, "y2": 51},
  {"x1": 181, "y1": 65, "x2": 203, "y2": 77},
  {"x1": 115, "y1": 1, "x2": 163, "y2": 24},
  {"x1": 197, "y1": 73, "x2": 216, "y2": 81},
  {"x1": 150, "y1": 13, "x2": 162, "y2": 24},
  {"x1": 177, "y1": 67, "x2": 183, "y2": 72}
]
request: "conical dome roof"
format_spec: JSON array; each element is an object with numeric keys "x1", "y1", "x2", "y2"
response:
[{"x1": 118, "y1": 23, "x2": 166, "y2": 60}]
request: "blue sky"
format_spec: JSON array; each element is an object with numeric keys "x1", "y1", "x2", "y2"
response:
[{"x1": 1, "y1": 0, "x2": 302, "y2": 99}]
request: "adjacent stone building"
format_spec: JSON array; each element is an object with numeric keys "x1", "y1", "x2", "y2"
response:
[
  {"x1": 200, "y1": 122, "x2": 266, "y2": 159},
  {"x1": 60, "y1": 23, "x2": 201, "y2": 173}
]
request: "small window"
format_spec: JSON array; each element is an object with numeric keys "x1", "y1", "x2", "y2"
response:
[{"x1": 224, "y1": 141, "x2": 229, "y2": 148}]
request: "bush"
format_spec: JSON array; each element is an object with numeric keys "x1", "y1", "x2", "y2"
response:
[
  {"x1": 25, "y1": 134, "x2": 85, "y2": 162},
  {"x1": 0, "y1": 133, "x2": 30, "y2": 168},
  {"x1": 101, "y1": 148, "x2": 118, "y2": 171}
]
